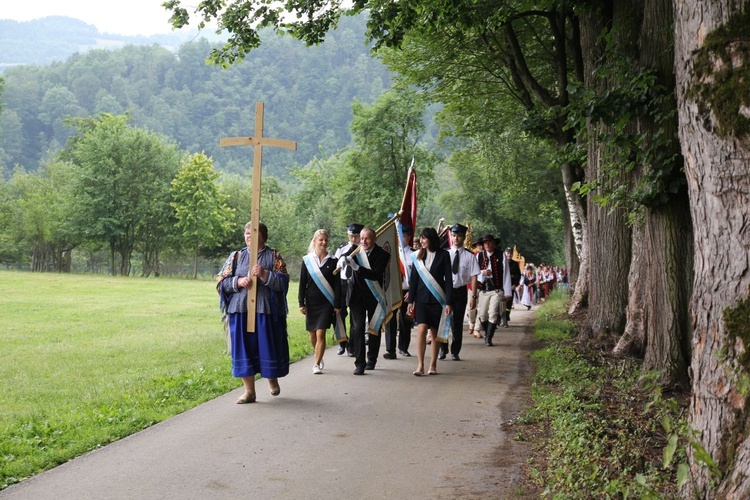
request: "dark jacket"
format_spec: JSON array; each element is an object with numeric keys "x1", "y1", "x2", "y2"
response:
[
  {"x1": 347, "y1": 244, "x2": 390, "y2": 307},
  {"x1": 408, "y1": 248, "x2": 453, "y2": 305}
]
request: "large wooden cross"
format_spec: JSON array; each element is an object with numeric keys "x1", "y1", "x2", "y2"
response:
[{"x1": 221, "y1": 102, "x2": 296, "y2": 332}]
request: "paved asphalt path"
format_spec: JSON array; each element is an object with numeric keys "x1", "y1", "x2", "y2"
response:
[{"x1": 1, "y1": 309, "x2": 537, "y2": 500}]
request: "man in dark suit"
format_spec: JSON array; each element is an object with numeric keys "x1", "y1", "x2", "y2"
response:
[
  {"x1": 440, "y1": 224, "x2": 480, "y2": 361},
  {"x1": 343, "y1": 226, "x2": 390, "y2": 375}
]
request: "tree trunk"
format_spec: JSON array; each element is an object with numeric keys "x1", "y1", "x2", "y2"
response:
[
  {"x1": 578, "y1": 3, "x2": 632, "y2": 339},
  {"x1": 614, "y1": 222, "x2": 647, "y2": 357},
  {"x1": 561, "y1": 160, "x2": 588, "y2": 314},
  {"x1": 675, "y1": 0, "x2": 750, "y2": 496},
  {"x1": 610, "y1": 0, "x2": 693, "y2": 388}
]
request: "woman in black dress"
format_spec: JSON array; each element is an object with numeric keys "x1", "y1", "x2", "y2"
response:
[
  {"x1": 406, "y1": 227, "x2": 453, "y2": 376},
  {"x1": 299, "y1": 229, "x2": 341, "y2": 374}
]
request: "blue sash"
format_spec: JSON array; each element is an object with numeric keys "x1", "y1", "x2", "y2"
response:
[
  {"x1": 356, "y1": 250, "x2": 387, "y2": 335},
  {"x1": 303, "y1": 254, "x2": 346, "y2": 342},
  {"x1": 411, "y1": 252, "x2": 453, "y2": 342}
]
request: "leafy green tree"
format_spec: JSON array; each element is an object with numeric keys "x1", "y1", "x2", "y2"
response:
[
  {"x1": 11, "y1": 161, "x2": 79, "y2": 271},
  {"x1": 61, "y1": 113, "x2": 180, "y2": 275},
  {"x1": 0, "y1": 169, "x2": 25, "y2": 265},
  {"x1": 332, "y1": 86, "x2": 439, "y2": 228},
  {"x1": 171, "y1": 152, "x2": 235, "y2": 278}
]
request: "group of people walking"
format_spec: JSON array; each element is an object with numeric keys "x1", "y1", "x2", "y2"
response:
[{"x1": 217, "y1": 220, "x2": 529, "y2": 404}]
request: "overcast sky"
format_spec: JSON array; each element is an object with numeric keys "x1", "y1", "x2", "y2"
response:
[{"x1": 1, "y1": 0, "x2": 198, "y2": 36}]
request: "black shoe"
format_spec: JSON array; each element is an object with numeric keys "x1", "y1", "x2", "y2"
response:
[
  {"x1": 398, "y1": 349, "x2": 411, "y2": 357},
  {"x1": 383, "y1": 352, "x2": 397, "y2": 359},
  {"x1": 365, "y1": 362, "x2": 375, "y2": 370},
  {"x1": 347, "y1": 350, "x2": 355, "y2": 357},
  {"x1": 451, "y1": 354, "x2": 460, "y2": 361},
  {"x1": 337, "y1": 346, "x2": 345, "y2": 355},
  {"x1": 438, "y1": 351, "x2": 447, "y2": 360},
  {"x1": 353, "y1": 367, "x2": 365, "y2": 375}
]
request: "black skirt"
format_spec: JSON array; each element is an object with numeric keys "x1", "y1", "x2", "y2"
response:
[
  {"x1": 414, "y1": 302, "x2": 442, "y2": 329},
  {"x1": 305, "y1": 300, "x2": 334, "y2": 331}
]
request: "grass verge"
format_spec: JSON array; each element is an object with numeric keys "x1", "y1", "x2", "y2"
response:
[
  {"x1": 518, "y1": 289, "x2": 690, "y2": 498},
  {"x1": 0, "y1": 270, "x2": 314, "y2": 490}
]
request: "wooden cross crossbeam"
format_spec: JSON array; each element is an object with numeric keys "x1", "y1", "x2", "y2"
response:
[{"x1": 220, "y1": 102, "x2": 296, "y2": 332}]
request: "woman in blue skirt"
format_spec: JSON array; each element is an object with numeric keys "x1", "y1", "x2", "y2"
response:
[{"x1": 217, "y1": 221, "x2": 290, "y2": 404}]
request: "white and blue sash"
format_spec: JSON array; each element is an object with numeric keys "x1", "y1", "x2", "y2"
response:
[
  {"x1": 356, "y1": 250, "x2": 387, "y2": 335},
  {"x1": 412, "y1": 252, "x2": 453, "y2": 342},
  {"x1": 303, "y1": 254, "x2": 346, "y2": 342}
]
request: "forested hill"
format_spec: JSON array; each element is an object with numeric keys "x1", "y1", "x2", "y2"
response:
[{"x1": 0, "y1": 14, "x2": 392, "y2": 178}]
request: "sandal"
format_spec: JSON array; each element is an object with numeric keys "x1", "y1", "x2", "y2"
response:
[
  {"x1": 269, "y1": 379, "x2": 281, "y2": 397},
  {"x1": 413, "y1": 370, "x2": 424, "y2": 377},
  {"x1": 236, "y1": 391, "x2": 256, "y2": 404},
  {"x1": 428, "y1": 370, "x2": 438, "y2": 376}
]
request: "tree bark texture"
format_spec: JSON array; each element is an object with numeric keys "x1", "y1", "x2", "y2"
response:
[
  {"x1": 578, "y1": 4, "x2": 632, "y2": 340},
  {"x1": 614, "y1": 0, "x2": 693, "y2": 387},
  {"x1": 675, "y1": 0, "x2": 750, "y2": 495}
]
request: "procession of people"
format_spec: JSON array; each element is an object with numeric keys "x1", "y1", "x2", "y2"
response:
[{"x1": 219, "y1": 218, "x2": 555, "y2": 403}]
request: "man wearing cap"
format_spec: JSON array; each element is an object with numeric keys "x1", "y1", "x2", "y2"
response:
[
  {"x1": 334, "y1": 223, "x2": 364, "y2": 356},
  {"x1": 439, "y1": 224, "x2": 481, "y2": 361},
  {"x1": 383, "y1": 224, "x2": 414, "y2": 359},
  {"x1": 341, "y1": 227, "x2": 390, "y2": 375},
  {"x1": 475, "y1": 234, "x2": 503, "y2": 345},
  {"x1": 501, "y1": 246, "x2": 522, "y2": 327}
]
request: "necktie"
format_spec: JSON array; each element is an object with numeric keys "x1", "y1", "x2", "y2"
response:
[{"x1": 452, "y1": 250, "x2": 460, "y2": 273}]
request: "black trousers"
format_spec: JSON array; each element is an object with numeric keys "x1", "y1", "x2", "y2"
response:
[
  {"x1": 443, "y1": 286, "x2": 468, "y2": 355},
  {"x1": 385, "y1": 290, "x2": 412, "y2": 353},
  {"x1": 350, "y1": 298, "x2": 382, "y2": 369}
]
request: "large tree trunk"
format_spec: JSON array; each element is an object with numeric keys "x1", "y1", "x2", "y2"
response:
[
  {"x1": 611, "y1": 0, "x2": 693, "y2": 388},
  {"x1": 578, "y1": 4, "x2": 632, "y2": 339},
  {"x1": 675, "y1": 0, "x2": 750, "y2": 496}
]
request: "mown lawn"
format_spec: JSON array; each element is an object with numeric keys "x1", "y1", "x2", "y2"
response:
[{"x1": 0, "y1": 270, "x2": 311, "y2": 489}]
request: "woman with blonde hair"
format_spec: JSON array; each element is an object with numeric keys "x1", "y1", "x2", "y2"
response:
[{"x1": 298, "y1": 229, "x2": 342, "y2": 374}]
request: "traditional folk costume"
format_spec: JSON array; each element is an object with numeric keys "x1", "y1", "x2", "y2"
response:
[
  {"x1": 476, "y1": 237, "x2": 504, "y2": 345},
  {"x1": 520, "y1": 271, "x2": 537, "y2": 309},
  {"x1": 217, "y1": 246, "x2": 290, "y2": 379}
]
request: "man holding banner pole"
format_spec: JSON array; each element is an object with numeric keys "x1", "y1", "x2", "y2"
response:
[{"x1": 340, "y1": 227, "x2": 390, "y2": 375}]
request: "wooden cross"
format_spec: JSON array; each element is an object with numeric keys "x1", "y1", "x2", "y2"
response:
[{"x1": 220, "y1": 102, "x2": 296, "y2": 332}]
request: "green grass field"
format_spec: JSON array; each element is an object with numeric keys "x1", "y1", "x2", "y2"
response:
[{"x1": 0, "y1": 270, "x2": 311, "y2": 489}]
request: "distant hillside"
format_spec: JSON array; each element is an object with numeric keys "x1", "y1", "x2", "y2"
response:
[
  {"x1": 0, "y1": 16, "x2": 221, "y2": 71},
  {"x1": 0, "y1": 14, "x2": 394, "y2": 178}
]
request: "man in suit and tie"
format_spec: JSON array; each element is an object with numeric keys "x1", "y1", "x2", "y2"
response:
[
  {"x1": 440, "y1": 224, "x2": 480, "y2": 361},
  {"x1": 341, "y1": 226, "x2": 390, "y2": 375}
]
